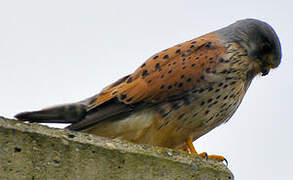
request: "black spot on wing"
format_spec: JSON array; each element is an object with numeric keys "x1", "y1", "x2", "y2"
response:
[
  {"x1": 155, "y1": 63, "x2": 161, "y2": 70},
  {"x1": 153, "y1": 55, "x2": 159, "y2": 60},
  {"x1": 142, "y1": 70, "x2": 149, "y2": 77},
  {"x1": 163, "y1": 55, "x2": 169, "y2": 59}
]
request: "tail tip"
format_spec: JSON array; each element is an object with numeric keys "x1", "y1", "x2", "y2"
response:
[{"x1": 15, "y1": 112, "x2": 32, "y2": 121}]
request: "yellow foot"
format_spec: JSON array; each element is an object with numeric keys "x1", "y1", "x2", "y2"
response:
[{"x1": 186, "y1": 138, "x2": 228, "y2": 165}]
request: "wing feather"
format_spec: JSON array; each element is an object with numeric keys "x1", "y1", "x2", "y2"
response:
[{"x1": 88, "y1": 33, "x2": 226, "y2": 110}]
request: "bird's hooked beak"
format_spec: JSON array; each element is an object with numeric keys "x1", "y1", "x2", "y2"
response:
[
  {"x1": 259, "y1": 54, "x2": 280, "y2": 76},
  {"x1": 260, "y1": 65, "x2": 271, "y2": 76}
]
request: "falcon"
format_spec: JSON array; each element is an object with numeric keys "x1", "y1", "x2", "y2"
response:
[{"x1": 16, "y1": 19, "x2": 282, "y2": 161}]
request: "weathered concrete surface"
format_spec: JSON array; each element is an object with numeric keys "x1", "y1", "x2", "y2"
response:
[{"x1": 0, "y1": 116, "x2": 233, "y2": 180}]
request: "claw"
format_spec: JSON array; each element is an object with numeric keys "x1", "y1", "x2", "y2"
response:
[
  {"x1": 224, "y1": 158, "x2": 228, "y2": 166},
  {"x1": 207, "y1": 154, "x2": 228, "y2": 165},
  {"x1": 185, "y1": 138, "x2": 227, "y2": 164}
]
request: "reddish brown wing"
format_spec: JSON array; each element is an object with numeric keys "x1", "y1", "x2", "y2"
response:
[{"x1": 88, "y1": 33, "x2": 226, "y2": 110}]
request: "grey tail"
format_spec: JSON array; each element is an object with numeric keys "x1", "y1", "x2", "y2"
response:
[{"x1": 15, "y1": 104, "x2": 87, "y2": 123}]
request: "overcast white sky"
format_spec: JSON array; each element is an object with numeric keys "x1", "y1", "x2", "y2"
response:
[{"x1": 1, "y1": 0, "x2": 292, "y2": 179}]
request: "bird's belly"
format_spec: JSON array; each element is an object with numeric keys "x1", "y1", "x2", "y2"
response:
[{"x1": 83, "y1": 108, "x2": 191, "y2": 149}]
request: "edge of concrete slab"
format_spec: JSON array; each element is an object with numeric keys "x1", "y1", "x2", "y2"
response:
[{"x1": 0, "y1": 116, "x2": 233, "y2": 180}]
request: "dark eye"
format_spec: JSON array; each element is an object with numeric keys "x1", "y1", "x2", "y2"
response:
[{"x1": 261, "y1": 43, "x2": 271, "y2": 53}]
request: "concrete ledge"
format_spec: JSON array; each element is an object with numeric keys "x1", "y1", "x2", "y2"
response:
[{"x1": 0, "y1": 116, "x2": 233, "y2": 180}]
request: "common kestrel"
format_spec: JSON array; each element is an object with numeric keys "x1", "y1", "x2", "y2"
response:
[{"x1": 16, "y1": 19, "x2": 282, "y2": 161}]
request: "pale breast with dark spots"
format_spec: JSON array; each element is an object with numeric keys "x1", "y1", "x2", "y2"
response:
[{"x1": 148, "y1": 43, "x2": 256, "y2": 148}]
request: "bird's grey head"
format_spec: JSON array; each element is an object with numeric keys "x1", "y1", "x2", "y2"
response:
[{"x1": 216, "y1": 19, "x2": 282, "y2": 76}]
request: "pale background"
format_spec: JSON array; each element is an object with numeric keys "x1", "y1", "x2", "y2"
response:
[{"x1": 1, "y1": 0, "x2": 292, "y2": 179}]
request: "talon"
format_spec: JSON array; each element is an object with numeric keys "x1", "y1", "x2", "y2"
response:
[
  {"x1": 185, "y1": 138, "x2": 228, "y2": 164},
  {"x1": 206, "y1": 154, "x2": 228, "y2": 164},
  {"x1": 224, "y1": 158, "x2": 228, "y2": 166}
]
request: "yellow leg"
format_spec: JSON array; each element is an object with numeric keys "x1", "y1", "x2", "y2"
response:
[
  {"x1": 186, "y1": 138, "x2": 227, "y2": 163},
  {"x1": 186, "y1": 137, "x2": 199, "y2": 154}
]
